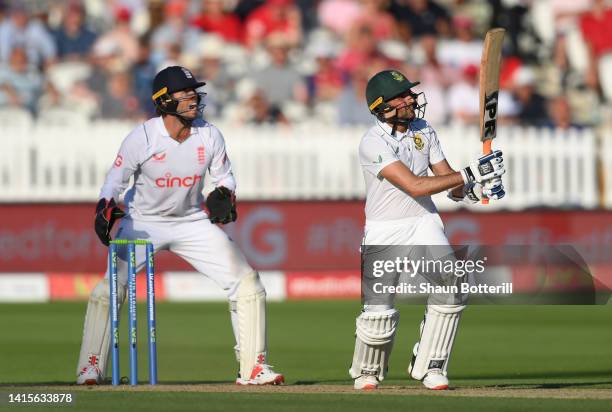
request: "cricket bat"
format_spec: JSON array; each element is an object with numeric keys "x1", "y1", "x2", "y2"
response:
[{"x1": 479, "y1": 28, "x2": 505, "y2": 204}]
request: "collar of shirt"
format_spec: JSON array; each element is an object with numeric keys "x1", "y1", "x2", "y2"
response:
[
  {"x1": 376, "y1": 119, "x2": 410, "y2": 142},
  {"x1": 156, "y1": 116, "x2": 196, "y2": 139}
]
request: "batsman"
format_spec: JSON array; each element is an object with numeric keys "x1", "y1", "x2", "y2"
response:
[
  {"x1": 349, "y1": 70, "x2": 506, "y2": 390},
  {"x1": 76, "y1": 66, "x2": 284, "y2": 385}
]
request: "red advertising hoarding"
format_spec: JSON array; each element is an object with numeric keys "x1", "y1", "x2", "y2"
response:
[{"x1": 0, "y1": 203, "x2": 611, "y2": 272}]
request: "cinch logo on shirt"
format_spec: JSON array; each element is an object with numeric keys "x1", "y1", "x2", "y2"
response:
[{"x1": 155, "y1": 173, "x2": 202, "y2": 188}]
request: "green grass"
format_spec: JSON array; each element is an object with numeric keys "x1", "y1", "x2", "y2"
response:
[
  {"x1": 1, "y1": 301, "x2": 611, "y2": 411},
  {"x1": 3, "y1": 392, "x2": 612, "y2": 412}
]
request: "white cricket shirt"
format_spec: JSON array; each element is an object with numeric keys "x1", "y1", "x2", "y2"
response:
[
  {"x1": 359, "y1": 119, "x2": 446, "y2": 221},
  {"x1": 99, "y1": 117, "x2": 235, "y2": 221}
]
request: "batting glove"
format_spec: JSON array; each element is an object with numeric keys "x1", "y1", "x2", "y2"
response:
[{"x1": 461, "y1": 150, "x2": 505, "y2": 184}]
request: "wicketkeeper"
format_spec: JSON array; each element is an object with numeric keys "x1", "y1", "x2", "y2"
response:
[
  {"x1": 349, "y1": 70, "x2": 505, "y2": 390},
  {"x1": 76, "y1": 66, "x2": 284, "y2": 385}
]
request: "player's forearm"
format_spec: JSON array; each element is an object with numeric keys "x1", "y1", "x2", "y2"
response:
[
  {"x1": 403, "y1": 173, "x2": 465, "y2": 197},
  {"x1": 99, "y1": 167, "x2": 132, "y2": 201},
  {"x1": 210, "y1": 170, "x2": 236, "y2": 192},
  {"x1": 385, "y1": 169, "x2": 463, "y2": 197}
]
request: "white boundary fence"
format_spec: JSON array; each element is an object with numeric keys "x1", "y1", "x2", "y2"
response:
[{"x1": 0, "y1": 121, "x2": 607, "y2": 210}]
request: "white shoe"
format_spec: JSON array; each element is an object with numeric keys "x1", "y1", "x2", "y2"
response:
[
  {"x1": 76, "y1": 365, "x2": 103, "y2": 385},
  {"x1": 354, "y1": 375, "x2": 379, "y2": 390},
  {"x1": 236, "y1": 364, "x2": 284, "y2": 385},
  {"x1": 422, "y1": 371, "x2": 449, "y2": 390}
]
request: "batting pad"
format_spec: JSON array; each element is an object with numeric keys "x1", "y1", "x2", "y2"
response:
[
  {"x1": 349, "y1": 308, "x2": 399, "y2": 381},
  {"x1": 236, "y1": 271, "x2": 267, "y2": 378},
  {"x1": 77, "y1": 279, "x2": 126, "y2": 377},
  {"x1": 408, "y1": 304, "x2": 465, "y2": 380}
]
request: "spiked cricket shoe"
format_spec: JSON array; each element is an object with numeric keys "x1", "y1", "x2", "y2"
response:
[
  {"x1": 422, "y1": 370, "x2": 449, "y2": 390},
  {"x1": 354, "y1": 375, "x2": 379, "y2": 390},
  {"x1": 76, "y1": 365, "x2": 103, "y2": 385},
  {"x1": 236, "y1": 364, "x2": 284, "y2": 385}
]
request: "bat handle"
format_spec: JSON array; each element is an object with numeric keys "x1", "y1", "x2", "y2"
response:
[{"x1": 481, "y1": 140, "x2": 492, "y2": 205}]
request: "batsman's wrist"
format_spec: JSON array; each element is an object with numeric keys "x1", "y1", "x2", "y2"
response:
[{"x1": 460, "y1": 168, "x2": 473, "y2": 184}]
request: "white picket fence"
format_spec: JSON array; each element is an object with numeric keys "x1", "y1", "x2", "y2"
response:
[{"x1": 0, "y1": 119, "x2": 607, "y2": 210}]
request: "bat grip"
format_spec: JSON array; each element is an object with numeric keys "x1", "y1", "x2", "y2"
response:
[{"x1": 482, "y1": 140, "x2": 492, "y2": 205}]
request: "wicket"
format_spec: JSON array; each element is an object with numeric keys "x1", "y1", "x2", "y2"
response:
[{"x1": 108, "y1": 239, "x2": 158, "y2": 386}]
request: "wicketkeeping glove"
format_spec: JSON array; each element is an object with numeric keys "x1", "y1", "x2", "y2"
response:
[
  {"x1": 94, "y1": 198, "x2": 126, "y2": 246},
  {"x1": 206, "y1": 186, "x2": 237, "y2": 224},
  {"x1": 461, "y1": 150, "x2": 505, "y2": 184}
]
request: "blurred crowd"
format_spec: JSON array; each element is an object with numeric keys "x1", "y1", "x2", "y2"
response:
[{"x1": 0, "y1": 0, "x2": 611, "y2": 128}]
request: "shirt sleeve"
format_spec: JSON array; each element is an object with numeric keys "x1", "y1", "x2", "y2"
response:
[
  {"x1": 359, "y1": 135, "x2": 400, "y2": 177},
  {"x1": 98, "y1": 129, "x2": 143, "y2": 201},
  {"x1": 428, "y1": 126, "x2": 445, "y2": 165},
  {"x1": 208, "y1": 126, "x2": 236, "y2": 191}
]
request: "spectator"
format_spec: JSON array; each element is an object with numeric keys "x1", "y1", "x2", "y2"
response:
[
  {"x1": 550, "y1": 0, "x2": 592, "y2": 72},
  {"x1": 245, "y1": 0, "x2": 302, "y2": 49},
  {"x1": 579, "y1": 0, "x2": 612, "y2": 92},
  {"x1": 336, "y1": 24, "x2": 397, "y2": 77},
  {"x1": 447, "y1": 63, "x2": 480, "y2": 125},
  {"x1": 53, "y1": 2, "x2": 97, "y2": 60},
  {"x1": 251, "y1": 33, "x2": 308, "y2": 109},
  {"x1": 234, "y1": 0, "x2": 265, "y2": 21},
  {"x1": 132, "y1": 36, "x2": 156, "y2": 117},
  {"x1": 150, "y1": 0, "x2": 200, "y2": 67},
  {"x1": 389, "y1": 0, "x2": 451, "y2": 42},
  {"x1": 417, "y1": 34, "x2": 459, "y2": 88},
  {"x1": 294, "y1": 0, "x2": 320, "y2": 33},
  {"x1": 0, "y1": 47, "x2": 43, "y2": 113},
  {"x1": 38, "y1": 76, "x2": 98, "y2": 119},
  {"x1": 436, "y1": 15, "x2": 483, "y2": 69},
  {"x1": 579, "y1": 0, "x2": 612, "y2": 59},
  {"x1": 191, "y1": 0, "x2": 243, "y2": 44},
  {"x1": 337, "y1": 66, "x2": 374, "y2": 125},
  {"x1": 91, "y1": 7, "x2": 139, "y2": 66},
  {"x1": 87, "y1": 39, "x2": 124, "y2": 98},
  {"x1": 353, "y1": 0, "x2": 398, "y2": 41},
  {"x1": 545, "y1": 95, "x2": 582, "y2": 129},
  {"x1": 192, "y1": 35, "x2": 236, "y2": 119},
  {"x1": 0, "y1": 3, "x2": 57, "y2": 68},
  {"x1": 307, "y1": 41, "x2": 344, "y2": 104},
  {"x1": 226, "y1": 78, "x2": 288, "y2": 125},
  {"x1": 317, "y1": 0, "x2": 364, "y2": 37},
  {"x1": 99, "y1": 70, "x2": 141, "y2": 120},
  {"x1": 245, "y1": 88, "x2": 289, "y2": 125},
  {"x1": 511, "y1": 67, "x2": 550, "y2": 127},
  {"x1": 489, "y1": 0, "x2": 530, "y2": 59}
]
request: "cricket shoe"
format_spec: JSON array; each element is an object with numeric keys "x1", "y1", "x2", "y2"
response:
[
  {"x1": 236, "y1": 364, "x2": 284, "y2": 385},
  {"x1": 354, "y1": 375, "x2": 379, "y2": 390},
  {"x1": 76, "y1": 365, "x2": 103, "y2": 385},
  {"x1": 422, "y1": 371, "x2": 449, "y2": 390}
]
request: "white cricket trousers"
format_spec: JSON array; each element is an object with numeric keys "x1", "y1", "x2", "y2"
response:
[{"x1": 363, "y1": 213, "x2": 453, "y2": 312}]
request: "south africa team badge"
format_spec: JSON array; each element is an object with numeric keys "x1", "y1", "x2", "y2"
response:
[{"x1": 413, "y1": 134, "x2": 425, "y2": 151}]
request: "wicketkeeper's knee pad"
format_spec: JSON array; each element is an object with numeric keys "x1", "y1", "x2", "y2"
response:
[
  {"x1": 76, "y1": 279, "x2": 126, "y2": 377},
  {"x1": 408, "y1": 304, "x2": 465, "y2": 380},
  {"x1": 349, "y1": 308, "x2": 399, "y2": 381},
  {"x1": 235, "y1": 271, "x2": 267, "y2": 377}
]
